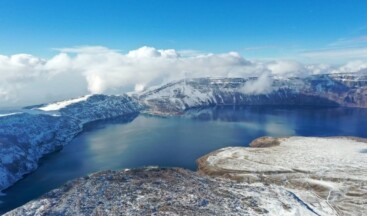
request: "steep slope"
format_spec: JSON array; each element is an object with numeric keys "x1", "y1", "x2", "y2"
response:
[
  {"x1": 0, "y1": 113, "x2": 81, "y2": 191},
  {"x1": 0, "y1": 94, "x2": 142, "y2": 192}
]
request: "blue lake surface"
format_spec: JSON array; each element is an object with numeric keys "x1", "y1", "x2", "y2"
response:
[{"x1": 1, "y1": 106, "x2": 367, "y2": 213}]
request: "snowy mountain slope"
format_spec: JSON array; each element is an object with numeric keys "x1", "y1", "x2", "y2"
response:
[
  {"x1": 57, "y1": 94, "x2": 142, "y2": 123},
  {"x1": 137, "y1": 74, "x2": 367, "y2": 115},
  {"x1": 0, "y1": 113, "x2": 82, "y2": 191},
  {"x1": 329, "y1": 72, "x2": 367, "y2": 88},
  {"x1": 35, "y1": 94, "x2": 142, "y2": 123},
  {"x1": 0, "y1": 94, "x2": 142, "y2": 192}
]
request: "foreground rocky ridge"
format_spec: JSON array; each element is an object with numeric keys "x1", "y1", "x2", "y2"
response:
[
  {"x1": 197, "y1": 136, "x2": 367, "y2": 216},
  {"x1": 5, "y1": 168, "x2": 318, "y2": 216}
]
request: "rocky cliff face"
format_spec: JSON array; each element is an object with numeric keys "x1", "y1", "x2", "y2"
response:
[
  {"x1": 0, "y1": 94, "x2": 141, "y2": 192},
  {"x1": 138, "y1": 74, "x2": 367, "y2": 115},
  {"x1": 5, "y1": 168, "x2": 318, "y2": 216}
]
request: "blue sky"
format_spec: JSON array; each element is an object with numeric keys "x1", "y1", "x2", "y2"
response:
[{"x1": 1, "y1": 0, "x2": 367, "y2": 62}]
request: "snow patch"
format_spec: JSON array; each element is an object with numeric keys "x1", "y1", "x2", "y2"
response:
[
  {"x1": 0, "y1": 112, "x2": 22, "y2": 118},
  {"x1": 38, "y1": 95, "x2": 92, "y2": 111}
]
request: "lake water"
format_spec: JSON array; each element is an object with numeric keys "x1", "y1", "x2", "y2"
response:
[{"x1": 1, "y1": 106, "x2": 367, "y2": 213}]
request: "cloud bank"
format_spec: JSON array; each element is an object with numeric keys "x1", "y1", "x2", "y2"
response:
[{"x1": 1, "y1": 46, "x2": 367, "y2": 107}]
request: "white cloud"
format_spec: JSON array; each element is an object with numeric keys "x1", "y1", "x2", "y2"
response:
[
  {"x1": 44, "y1": 53, "x2": 73, "y2": 74},
  {"x1": 242, "y1": 74, "x2": 273, "y2": 94},
  {"x1": 334, "y1": 60, "x2": 367, "y2": 73},
  {"x1": 134, "y1": 83, "x2": 145, "y2": 92},
  {"x1": 328, "y1": 36, "x2": 367, "y2": 47},
  {"x1": 55, "y1": 46, "x2": 118, "y2": 54},
  {"x1": 127, "y1": 46, "x2": 179, "y2": 58},
  {"x1": 301, "y1": 47, "x2": 367, "y2": 60},
  {"x1": 267, "y1": 60, "x2": 306, "y2": 77},
  {"x1": 0, "y1": 46, "x2": 366, "y2": 107}
]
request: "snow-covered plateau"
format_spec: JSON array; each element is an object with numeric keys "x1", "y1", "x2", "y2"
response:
[{"x1": 197, "y1": 136, "x2": 367, "y2": 216}]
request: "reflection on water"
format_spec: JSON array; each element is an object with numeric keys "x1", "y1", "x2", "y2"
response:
[{"x1": 1, "y1": 106, "x2": 367, "y2": 213}]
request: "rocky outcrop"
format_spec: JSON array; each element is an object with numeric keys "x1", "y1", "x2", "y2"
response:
[
  {"x1": 197, "y1": 136, "x2": 367, "y2": 216},
  {"x1": 5, "y1": 168, "x2": 319, "y2": 216}
]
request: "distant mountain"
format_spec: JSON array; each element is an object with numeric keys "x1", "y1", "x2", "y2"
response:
[{"x1": 137, "y1": 73, "x2": 367, "y2": 115}]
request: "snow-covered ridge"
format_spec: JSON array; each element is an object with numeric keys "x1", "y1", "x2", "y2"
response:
[
  {"x1": 37, "y1": 95, "x2": 92, "y2": 111},
  {"x1": 0, "y1": 112, "x2": 22, "y2": 118},
  {"x1": 30, "y1": 94, "x2": 142, "y2": 123},
  {"x1": 197, "y1": 136, "x2": 367, "y2": 216},
  {"x1": 137, "y1": 74, "x2": 367, "y2": 115}
]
